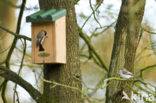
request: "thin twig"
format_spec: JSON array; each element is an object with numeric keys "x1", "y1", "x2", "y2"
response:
[
  {"x1": 90, "y1": 21, "x2": 116, "y2": 38},
  {"x1": 148, "y1": 28, "x2": 156, "y2": 56},
  {"x1": 41, "y1": 77, "x2": 92, "y2": 102},
  {"x1": 0, "y1": 46, "x2": 11, "y2": 55},
  {"x1": 135, "y1": 84, "x2": 156, "y2": 96},
  {"x1": 79, "y1": 28, "x2": 108, "y2": 72},
  {"x1": 89, "y1": 0, "x2": 102, "y2": 28},
  {"x1": 80, "y1": 21, "x2": 116, "y2": 53},
  {"x1": 13, "y1": 39, "x2": 26, "y2": 103},
  {"x1": 142, "y1": 26, "x2": 156, "y2": 34},
  {"x1": 139, "y1": 65, "x2": 156, "y2": 79},
  {"x1": 0, "y1": 25, "x2": 31, "y2": 41},
  {"x1": 81, "y1": 2, "x2": 101, "y2": 29},
  {"x1": 1, "y1": 80, "x2": 7, "y2": 103}
]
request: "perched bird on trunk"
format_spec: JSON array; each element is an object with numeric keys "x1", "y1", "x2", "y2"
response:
[
  {"x1": 120, "y1": 68, "x2": 137, "y2": 79},
  {"x1": 36, "y1": 30, "x2": 47, "y2": 51}
]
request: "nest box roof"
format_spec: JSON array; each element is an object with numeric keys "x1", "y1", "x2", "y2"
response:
[{"x1": 26, "y1": 9, "x2": 66, "y2": 22}]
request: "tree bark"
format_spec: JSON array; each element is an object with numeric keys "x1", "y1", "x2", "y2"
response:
[
  {"x1": 106, "y1": 0, "x2": 146, "y2": 103},
  {"x1": 38, "y1": 0, "x2": 82, "y2": 103}
]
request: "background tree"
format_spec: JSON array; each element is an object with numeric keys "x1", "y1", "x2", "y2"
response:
[
  {"x1": 0, "y1": 0, "x2": 17, "y2": 63},
  {"x1": 0, "y1": 0, "x2": 17, "y2": 102},
  {"x1": 106, "y1": 0, "x2": 146, "y2": 102}
]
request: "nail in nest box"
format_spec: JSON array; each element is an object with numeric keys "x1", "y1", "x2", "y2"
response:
[{"x1": 26, "y1": 9, "x2": 66, "y2": 64}]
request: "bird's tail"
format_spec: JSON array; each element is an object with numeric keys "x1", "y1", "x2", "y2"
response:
[
  {"x1": 39, "y1": 44, "x2": 44, "y2": 51},
  {"x1": 132, "y1": 75, "x2": 141, "y2": 79}
]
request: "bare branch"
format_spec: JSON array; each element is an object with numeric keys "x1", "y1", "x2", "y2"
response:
[
  {"x1": 90, "y1": 21, "x2": 116, "y2": 38},
  {"x1": 41, "y1": 77, "x2": 92, "y2": 102},
  {"x1": 141, "y1": 26, "x2": 156, "y2": 34},
  {"x1": 0, "y1": 66, "x2": 42, "y2": 102},
  {"x1": 89, "y1": 0, "x2": 102, "y2": 28},
  {"x1": 80, "y1": 21, "x2": 115, "y2": 52},
  {"x1": 1, "y1": 80, "x2": 7, "y2": 103},
  {"x1": 79, "y1": 28, "x2": 108, "y2": 72},
  {"x1": 0, "y1": 25, "x2": 31, "y2": 41},
  {"x1": 81, "y1": 2, "x2": 101, "y2": 29},
  {"x1": 139, "y1": 65, "x2": 156, "y2": 79}
]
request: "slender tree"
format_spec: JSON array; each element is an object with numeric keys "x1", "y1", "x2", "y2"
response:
[
  {"x1": 38, "y1": 0, "x2": 82, "y2": 103},
  {"x1": 106, "y1": 0, "x2": 146, "y2": 103},
  {"x1": 0, "y1": 0, "x2": 17, "y2": 62}
]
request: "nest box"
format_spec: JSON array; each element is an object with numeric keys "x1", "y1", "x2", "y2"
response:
[{"x1": 26, "y1": 9, "x2": 66, "y2": 64}]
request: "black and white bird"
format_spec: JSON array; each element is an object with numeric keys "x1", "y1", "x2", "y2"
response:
[
  {"x1": 120, "y1": 68, "x2": 136, "y2": 79},
  {"x1": 36, "y1": 30, "x2": 47, "y2": 51}
]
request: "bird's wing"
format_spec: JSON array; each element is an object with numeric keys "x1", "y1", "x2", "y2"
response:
[
  {"x1": 36, "y1": 39, "x2": 39, "y2": 47},
  {"x1": 123, "y1": 70, "x2": 133, "y2": 75},
  {"x1": 120, "y1": 74, "x2": 133, "y2": 79},
  {"x1": 127, "y1": 71, "x2": 133, "y2": 75},
  {"x1": 40, "y1": 36, "x2": 45, "y2": 44},
  {"x1": 36, "y1": 36, "x2": 44, "y2": 47}
]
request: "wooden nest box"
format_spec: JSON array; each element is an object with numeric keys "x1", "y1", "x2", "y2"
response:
[{"x1": 26, "y1": 9, "x2": 66, "y2": 64}]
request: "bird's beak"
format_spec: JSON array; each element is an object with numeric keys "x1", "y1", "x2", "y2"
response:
[{"x1": 45, "y1": 35, "x2": 48, "y2": 38}]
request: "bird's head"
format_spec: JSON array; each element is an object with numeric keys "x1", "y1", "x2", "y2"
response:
[
  {"x1": 120, "y1": 68, "x2": 127, "y2": 73},
  {"x1": 40, "y1": 30, "x2": 47, "y2": 36},
  {"x1": 40, "y1": 30, "x2": 48, "y2": 38}
]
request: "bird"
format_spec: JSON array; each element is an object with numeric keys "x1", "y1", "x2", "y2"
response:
[
  {"x1": 36, "y1": 30, "x2": 47, "y2": 51},
  {"x1": 120, "y1": 68, "x2": 136, "y2": 79}
]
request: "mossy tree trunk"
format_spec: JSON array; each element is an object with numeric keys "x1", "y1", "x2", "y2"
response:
[
  {"x1": 106, "y1": 0, "x2": 146, "y2": 103},
  {"x1": 38, "y1": 0, "x2": 82, "y2": 103}
]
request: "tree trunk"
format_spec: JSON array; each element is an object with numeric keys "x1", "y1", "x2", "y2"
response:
[
  {"x1": 106, "y1": 0, "x2": 145, "y2": 103},
  {"x1": 0, "y1": 0, "x2": 17, "y2": 62},
  {"x1": 38, "y1": 0, "x2": 82, "y2": 103}
]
